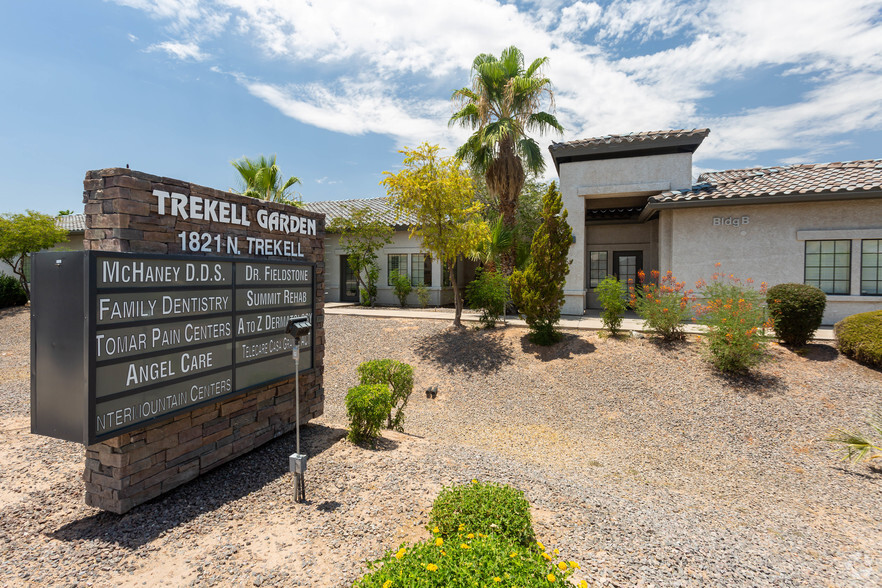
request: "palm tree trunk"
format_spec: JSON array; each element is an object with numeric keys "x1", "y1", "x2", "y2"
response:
[{"x1": 486, "y1": 138, "x2": 525, "y2": 276}]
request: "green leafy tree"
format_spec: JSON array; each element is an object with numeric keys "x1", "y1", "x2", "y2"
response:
[
  {"x1": 231, "y1": 154, "x2": 302, "y2": 206},
  {"x1": 509, "y1": 182, "x2": 572, "y2": 345},
  {"x1": 450, "y1": 45, "x2": 563, "y2": 275},
  {"x1": 382, "y1": 143, "x2": 489, "y2": 327},
  {"x1": 328, "y1": 207, "x2": 393, "y2": 307},
  {"x1": 0, "y1": 211, "x2": 68, "y2": 299}
]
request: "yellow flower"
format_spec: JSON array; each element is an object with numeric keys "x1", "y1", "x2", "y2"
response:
[
  {"x1": 466, "y1": 533, "x2": 475, "y2": 539},
  {"x1": 432, "y1": 527, "x2": 440, "y2": 534},
  {"x1": 536, "y1": 541, "x2": 546, "y2": 551},
  {"x1": 460, "y1": 543, "x2": 470, "y2": 550},
  {"x1": 547, "y1": 573, "x2": 556, "y2": 583},
  {"x1": 570, "y1": 561, "x2": 580, "y2": 570},
  {"x1": 394, "y1": 548, "x2": 406, "y2": 560},
  {"x1": 509, "y1": 552, "x2": 517, "y2": 558},
  {"x1": 441, "y1": 551, "x2": 446, "y2": 556},
  {"x1": 557, "y1": 562, "x2": 567, "y2": 571},
  {"x1": 493, "y1": 578, "x2": 501, "y2": 583},
  {"x1": 458, "y1": 524, "x2": 465, "y2": 531},
  {"x1": 426, "y1": 564, "x2": 438, "y2": 572},
  {"x1": 553, "y1": 549, "x2": 559, "y2": 555},
  {"x1": 542, "y1": 552, "x2": 552, "y2": 561},
  {"x1": 579, "y1": 581, "x2": 588, "y2": 588},
  {"x1": 383, "y1": 582, "x2": 392, "y2": 588},
  {"x1": 435, "y1": 537, "x2": 443, "y2": 547}
]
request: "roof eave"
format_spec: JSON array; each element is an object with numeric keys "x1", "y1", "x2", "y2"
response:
[
  {"x1": 641, "y1": 189, "x2": 882, "y2": 219},
  {"x1": 549, "y1": 133, "x2": 709, "y2": 173}
]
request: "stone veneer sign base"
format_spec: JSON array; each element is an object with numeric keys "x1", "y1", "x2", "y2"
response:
[{"x1": 35, "y1": 168, "x2": 325, "y2": 514}]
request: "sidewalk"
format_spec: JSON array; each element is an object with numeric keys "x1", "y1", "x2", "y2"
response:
[{"x1": 324, "y1": 303, "x2": 837, "y2": 340}]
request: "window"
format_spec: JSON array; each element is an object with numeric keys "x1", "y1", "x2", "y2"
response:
[
  {"x1": 387, "y1": 254, "x2": 408, "y2": 285},
  {"x1": 410, "y1": 253, "x2": 432, "y2": 287},
  {"x1": 862, "y1": 239, "x2": 882, "y2": 295},
  {"x1": 588, "y1": 251, "x2": 608, "y2": 288},
  {"x1": 805, "y1": 240, "x2": 850, "y2": 295}
]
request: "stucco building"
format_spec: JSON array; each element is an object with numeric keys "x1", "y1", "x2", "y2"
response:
[
  {"x1": 301, "y1": 197, "x2": 472, "y2": 307},
  {"x1": 552, "y1": 129, "x2": 882, "y2": 324}
]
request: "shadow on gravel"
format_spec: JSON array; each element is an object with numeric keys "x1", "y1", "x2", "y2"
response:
[
  {"x1": 832, "y1": 464, "x2": 882, "y2": 480},
  {"x1": 712, "y1": 371, "x2": 786, "y2": 397},
  {"x1": 414, "y1": 327, "x2": 514, "y2": 373},
  {"x1": 49, "y1": 424, "x2": 347, "y2": 549},
  {"x1": 520, "y1": 333, "x2": 596, "y2": 361},
  {"x1": 787, "y1": 343, "x2": 839, "y2": 362}
]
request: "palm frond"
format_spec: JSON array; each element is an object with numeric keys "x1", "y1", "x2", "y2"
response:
[
  {"x1": 828, "y1": 428, "x2": 882, "y2": 462},
  {"x1": 517, "y1": 137, "x2": 546, "y2": 175}
]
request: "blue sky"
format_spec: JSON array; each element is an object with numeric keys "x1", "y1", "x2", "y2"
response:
[{"x1": 2, "y1": 0, "x2": 881, "y2": 215}]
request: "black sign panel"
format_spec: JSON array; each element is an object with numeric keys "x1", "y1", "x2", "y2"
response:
[{"x1": 87, "y1": 252, "x2": 315, "y2": 442}]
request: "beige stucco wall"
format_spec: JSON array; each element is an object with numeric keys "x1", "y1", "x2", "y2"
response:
[
  {"x1": 559, "y1": 152, "x2": 693, "y2": 314},
  {"x1": 324, "y1": 230, "x2": 460, "y2": 307},
  {"x1": 662, "y1": 198, "x2": 882, "y2": 324}
]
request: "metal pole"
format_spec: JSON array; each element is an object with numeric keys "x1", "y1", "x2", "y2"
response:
[{"x1": 295, "y1": 348, "x2": 300, "y2": 456}]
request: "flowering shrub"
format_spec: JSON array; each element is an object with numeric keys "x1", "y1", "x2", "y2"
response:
[
  {"x1": 596, "y1": 275, "x2": 627, "y2": 335},
  {"x1": 354, "y1": 523, "x2": 585, "y2": 588},
  {"x1": 345, "y1": 384, "x2": 392, "y2": 445},
  {"x1": 629, "y1": 270, "x2": 695, "y2": 341},
  {"x1": 693, "y1": 267, "x2": 772, "y2": 373},
  {"x1": 428, "y1": 480, "x2": 534, "y2": 545}
]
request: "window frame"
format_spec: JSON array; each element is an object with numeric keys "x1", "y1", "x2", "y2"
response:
[
  {"x1": 861, "y1": 239, "x2": 882, "y2": 296},
  {"x1": 410, "y1": 253, "x2": 432, "y2": 287},
  {"x1": 588, "y1": 250, "x2": 608, "y2": 289},
  {"x1": 387, "y1": 253, "x2": 408, "y2": 286},
  {"x1": 804, "y1": 239, "x2": 851, "y2": 295}
]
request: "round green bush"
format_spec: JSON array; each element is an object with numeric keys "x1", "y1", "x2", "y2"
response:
[
  {"x1": 835, "y1": 310, "x2": 882, "y2": 369},
  {"x1": 345, "y1": 384, "x2": 392, "y2": 445},
  {"x1": 766, "y1": 283, "x2": 826, "y2": 346},
  {"x1": 428, "y1": 480, "x2": 535, "y2": 545},
  {"x1": 0, "y1": 274, "x2": 27, "y2": 308}
]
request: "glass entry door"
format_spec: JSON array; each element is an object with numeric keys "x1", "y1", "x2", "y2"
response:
[
  {"x1": 613, "y1": 251, "x2": 643, "y2": 287},
  {"x1": 340, "y1": 255, "x2": 359, "y2": 302}
]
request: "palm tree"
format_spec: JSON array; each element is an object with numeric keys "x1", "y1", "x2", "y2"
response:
[
  {"x1": 450, "y1": 45, "x2": 563, "y2": 275},
  {"x1": 231, "y1": 155, "x2": 302, "y2": 206}
]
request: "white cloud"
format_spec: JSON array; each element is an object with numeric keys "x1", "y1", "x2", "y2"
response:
[
  {"x1": 316, "y1": 177, "x2": 340, "y2": 185},
  {"x1": 114, "y1": 0, "x2": 882, "y2": 168},
  {"x1": 147, "y1": 41, "x2": 209, "y2": 61}
]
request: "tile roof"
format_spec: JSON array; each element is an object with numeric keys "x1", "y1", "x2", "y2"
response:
[
  {"x1": 651, "y1": 159, "x2": 882, "y2": 204},
  {"x1": 549, "y1": 128, "x2": 710, "y2": 152},
  {"x1": 300, "y1": 196, "x2": 416, "y2": 228},
  {"x1": 56, "y1": 213, "x2": 86, "y2": 233}
]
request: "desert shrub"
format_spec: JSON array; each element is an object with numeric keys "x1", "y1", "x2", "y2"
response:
[
  {"x1": 416, "y1": 283, "x2": 430, "y2": 308},
  {"x1": 390, "y1": 270, "x2": 412, "y2": 307},
  {"x1": 694, "y1": 269, "x2": 771, "y2": 373},
  {"x1": 428, "y1": 480, "x2": 535, "y2": 545},
  {"x1": 596, "y1": 275, "x2": 627, "y2": 334},
  {"x1": 629, "y1": 270, "x2": 694, "y2": 341},
  {"x1": 360, "y1": 264, "x2": 379, "y2": 307},
  {"x1": 766, "y1": 283, "x2": 826, "y2": 346},
  {"x1": 835, "y1": 310, "x2": 882, "y2": 368},
  {"x1": 0, "y1": 274, "x2": 27, "y2": 308},
  {"x1": 828, "y1": 409, "x2": 882, "y2": 463},
  {"x1": 345, "y1": 384, "x2": 392, "y2": 445},
  {"x1": 353, "y1": 531, "x2": 582, "y2": 588},
  {"x1": 466, "y1": 268, "x2": 509, "y2": 328},
  {"x1": 357, "y1": 359, "x2": 414, "y2": 431}
]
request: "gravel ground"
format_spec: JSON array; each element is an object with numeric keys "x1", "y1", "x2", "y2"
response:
[{"x1": 1, "y1": 306, "x2": 881, "y2": 587}]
